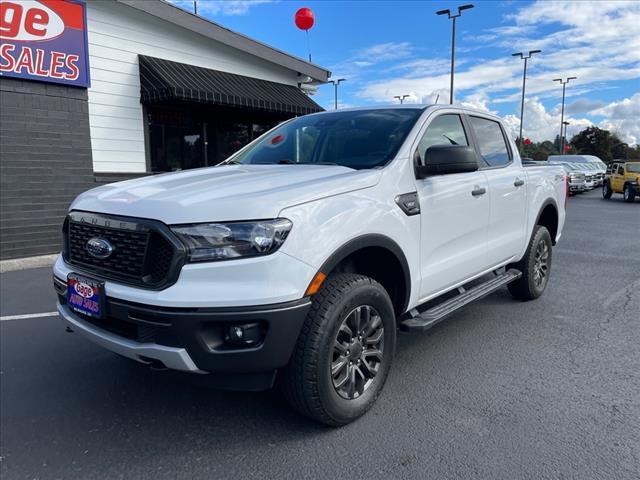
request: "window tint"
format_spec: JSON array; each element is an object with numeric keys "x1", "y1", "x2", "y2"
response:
[
  {"x1": 469, "y1": 116, "x2": 511, "y2": 167},
  {"x1": 618, "y1": 165, "x2": 625, "y2": 175},
  {"x1": 417, "y1": 114, "x2": 468, "y2": 163}
]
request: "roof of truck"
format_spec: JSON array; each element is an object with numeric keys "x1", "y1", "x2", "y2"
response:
[{"x1": 307, "y1": 104, "x2": 505, "y2": 121}]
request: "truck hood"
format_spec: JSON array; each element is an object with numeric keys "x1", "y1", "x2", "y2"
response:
[{"x1": 71, "y1": 165, "x2": 381, "y2": 224}]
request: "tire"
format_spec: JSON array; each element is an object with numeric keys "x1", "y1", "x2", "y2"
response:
[
  {"x1": 602, "y1": 182, "x2": 613, "y2": 199},
  {"x1": 623, "y1": 184, "x2": 636, "y2": 203},
  {"x1": 507, "y1": 225, "x2": 553, "y2": 301},
  {"x1": 281, "y1": 273, "x2": 396, "y2": 426}
]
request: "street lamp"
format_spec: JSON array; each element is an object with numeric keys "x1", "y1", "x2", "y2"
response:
[
  {"x1": 394, "y1": 94, "x2": 410, "y2": 104},
  {"x1": 512, "y1": 50, "x2": 541, "y2": 152},
  {"x1": 553, "y1": 76, "x2": 577, "y2": 155},
  {"x1": 329, "y1": 78, "x2": 346, "y2": 110},
  {"x1": 562, "y1": 120, "x2": 570, "y2": 153},
  {"x1": 436, "y1": 4, "x2": 474, "y2": 104}
]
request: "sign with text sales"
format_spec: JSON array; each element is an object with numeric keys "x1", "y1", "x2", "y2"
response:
[{"x1": 0, "y1": 0, "x2": 90, "y2": 87}]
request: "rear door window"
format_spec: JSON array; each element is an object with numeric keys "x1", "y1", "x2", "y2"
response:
[{"x1": 468, "y1": 116, "x2": 511, "y2": 167}]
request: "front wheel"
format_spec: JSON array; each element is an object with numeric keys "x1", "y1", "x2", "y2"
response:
[
  {"x1": 281, "y1": 273, "x2": 396, "y2": 426},
  {"x1": 602, "y1": 182, "x2": 613, "y2": 199},
  {"x1": 623, "y1": 184, "x2": 636, "y2": 202},
  {"x1": 508, "y1": 225, "x2": 553, "y2": 301}
]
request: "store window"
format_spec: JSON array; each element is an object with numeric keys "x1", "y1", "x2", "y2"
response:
[
  {"x1": 148, "y1": 109, "x2": 204, "y2": 172},
  {"x1": 147, "y1": 105, "x2": 279, "y2": 172}
]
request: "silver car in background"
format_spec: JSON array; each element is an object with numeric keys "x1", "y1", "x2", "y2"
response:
[
  {"x1": 561, "y1": 163, "x2": 587, "y2": 193},
  {"x1": 549, "y1": 154, "x2": 606, "y2": 190}
]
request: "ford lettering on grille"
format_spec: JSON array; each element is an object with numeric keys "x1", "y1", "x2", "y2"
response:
[{"x1": 86, "y1": 237, "x2": 114, "y2": 259}]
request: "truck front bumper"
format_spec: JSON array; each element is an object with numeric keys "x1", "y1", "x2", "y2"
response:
[{"x1": 55, "y1": 276, "x2": 311, "y2": 390}]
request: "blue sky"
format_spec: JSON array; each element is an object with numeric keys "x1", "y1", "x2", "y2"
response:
[{"x1": 170, "y1": 0, "x2": 640, "y2": 145}]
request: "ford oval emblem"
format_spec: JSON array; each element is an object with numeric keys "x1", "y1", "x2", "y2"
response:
[{"x1": 86, "y1": 237, "x2": 114, "y2": 259}]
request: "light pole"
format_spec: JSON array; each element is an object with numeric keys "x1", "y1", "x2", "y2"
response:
[
  {"x1": 394, "y1": 94, "x2": 410, "y2": 104},
  {"x1": 553, "y1": 76, "x2": 577, "y2": 155},
  {"x1": 562, "y1": 120, "x2": 570, "y2": 153},
  {"x1": 512, "y1": 50, "x2": 541, "y2": 152},
  {"x1": 329, "y1": 78, "x2": 346, "y2": 110},
  {"x1": 436, "y1": 4, "x2": 474, "y2": 104}
]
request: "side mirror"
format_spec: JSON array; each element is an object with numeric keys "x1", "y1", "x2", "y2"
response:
[{"x1": 415, "y1": 145, "x2": 479, "y2": 179}]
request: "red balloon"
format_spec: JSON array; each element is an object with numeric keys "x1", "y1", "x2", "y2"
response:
[{"x1": 295, "y1": 7, "x2": 314, "y2": 31}]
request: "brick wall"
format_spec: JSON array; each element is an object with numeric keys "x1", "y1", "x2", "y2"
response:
[{"x1": 0, "y1": 78, "x2": 94, "y2": 260}]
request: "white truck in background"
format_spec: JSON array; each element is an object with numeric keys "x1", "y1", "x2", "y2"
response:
[{"x1": 54, "y1": 105, "x2": 567, "y2": 425}]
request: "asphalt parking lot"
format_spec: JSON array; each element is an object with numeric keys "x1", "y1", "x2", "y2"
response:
[{"x1": 1, "y1": 189, "x2": 639, "y2": 480}]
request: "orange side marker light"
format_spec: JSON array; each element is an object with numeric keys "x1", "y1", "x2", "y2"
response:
[{"x1": 305, "y1": 271, "x2": 326, "y2": 296}]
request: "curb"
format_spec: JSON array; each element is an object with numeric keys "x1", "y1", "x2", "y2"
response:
[{"x1": 0, "y1": 254, "x2": 58, "y2": 273}]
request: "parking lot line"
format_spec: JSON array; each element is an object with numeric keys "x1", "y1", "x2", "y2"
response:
[{"x1": 0, "y1": 312, "x2": 59, "y2": 322}]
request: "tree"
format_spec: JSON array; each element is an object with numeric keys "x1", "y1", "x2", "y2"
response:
[
  {"x1": 532, "y1": 150, "x2": 548, "y2": 161},
  {"x1": 570, "y1": 126, "x2": 623, "y2": 162}
]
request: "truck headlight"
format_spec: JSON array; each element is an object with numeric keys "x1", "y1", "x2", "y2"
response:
[{"x1": 172, "y1": 219, "x2": 292, "y2": 262}]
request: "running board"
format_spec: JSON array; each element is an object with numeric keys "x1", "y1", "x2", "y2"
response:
[{"x1": 400, "y1": 269, "x2": 522, "y2": 332}]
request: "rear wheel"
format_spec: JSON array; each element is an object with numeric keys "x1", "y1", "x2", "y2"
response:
[
  {"x1": 281, "y1": 273, "x2": 396, "y2": 426},
  {"x1": 602, "y1": 182, "x2": 613, "y2": 199},
  {"x1": 508, "y1": 225, "x2": 552, "y2": 301},
  {"x1": 623, "y1": 184, "x2": 636, "y2": 202}
]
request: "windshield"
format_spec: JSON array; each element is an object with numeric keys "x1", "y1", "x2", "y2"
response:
[
  {"x1": 627, "y1": 163, "x2": 640, "y2": 173},
  {"x1": 223, "y1": 109, "x2": 423, "y2": 170}
]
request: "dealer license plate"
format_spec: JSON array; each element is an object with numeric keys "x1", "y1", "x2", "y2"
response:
[{"x1": 67, "y1": 273, "x2": 104, "y2": 319}]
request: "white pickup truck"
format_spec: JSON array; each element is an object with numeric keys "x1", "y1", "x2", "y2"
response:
[{"x1": 54, "y1": 105, "x2": 567, "y2": 425}]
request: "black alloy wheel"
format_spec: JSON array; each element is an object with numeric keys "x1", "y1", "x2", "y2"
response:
[{"x1": 331, "y1": 305, "x2": 385, "y2": 400}]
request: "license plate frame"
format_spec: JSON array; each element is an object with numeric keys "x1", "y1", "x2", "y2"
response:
[{"x1": 67, "y1": 273, "x2": 105, "y2": 319}]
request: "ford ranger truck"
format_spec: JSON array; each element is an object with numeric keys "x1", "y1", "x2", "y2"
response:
[{"x1": 54, "y1": 106, "x2": 567, "y2": 426}]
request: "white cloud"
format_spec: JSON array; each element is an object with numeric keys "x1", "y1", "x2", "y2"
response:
[
  {"x1": 355, "y1": 42, "x2": 413, "y2": 62},
  {"x1": 501, "y1": 94, "x2": 640, "y2": 146},
  {"x1": 565, "y1": 98, "x2": 606, "y2": 115},
  {"x1": 594, "y1": 93, "x2": 640, "y2": 145},
  {"x1": 502, "y1": 97, "x2": 593, "y2": 143},
  {"x1": 329, "y1": 42, "x2": 414, "y2": 80},
  {"x1": 170, "y1": 0, "x2": 275, "y2": 16}
]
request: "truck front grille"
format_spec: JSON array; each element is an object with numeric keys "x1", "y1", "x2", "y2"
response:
[{"x1": 63, "y1": 211, "x2": 185, "y2": 289}]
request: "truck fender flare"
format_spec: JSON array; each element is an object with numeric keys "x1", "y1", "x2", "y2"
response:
[
  {"x1": 318, "y1": 234, "x2": 411, "y2": 314},
  {"x1": 534, "y1": 198, "x2": 559, "y2": 243}
]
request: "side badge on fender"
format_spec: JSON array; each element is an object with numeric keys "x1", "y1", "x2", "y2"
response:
[{"x1": 395, "y1": 192, "x2": 420, "y2": 216}]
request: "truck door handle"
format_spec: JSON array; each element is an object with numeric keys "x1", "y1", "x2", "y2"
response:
[
  {"x1": 471, "y1": 186, "x2": 486, "y2": 197},
  {"x1": 514, "y1": 178, "x2": 525, "y2": 187}
]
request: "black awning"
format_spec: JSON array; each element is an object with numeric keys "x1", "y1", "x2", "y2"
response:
[{"x1": 138, "y1": 55, "x2": 323, "y2": 115}]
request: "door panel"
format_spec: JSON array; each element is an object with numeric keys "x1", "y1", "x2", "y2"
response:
[
  {"x1": 417, "y1": 171, "x2": 490, "y2": 300},
  {"x1": 484, "y1": 167, "x2": 527, "y2": 265},
  {"x1": 611, "y1": 165, "x2": 624, "y2": 191}
]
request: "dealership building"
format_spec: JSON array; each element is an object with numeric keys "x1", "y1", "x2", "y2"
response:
[{"x1": 0, "y1": 0, "x2": 329, "y2": 260}]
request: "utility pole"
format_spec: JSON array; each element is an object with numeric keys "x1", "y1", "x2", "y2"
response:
[
  {"x1": 512, "y1": 50, "x2": 541, "y2": 152},
  {"x1": 436, "y1": 4, "x2": 474, "y2": 104},
  {"x1": 553, "y1": 76, "x2": 577, "y2": 155},
  {"x1": 394, "y1": 95, "x2": 410, "y2": 104},
  {"x1": 329, "y1": 78, "x2": 346, "y2": 110}
]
